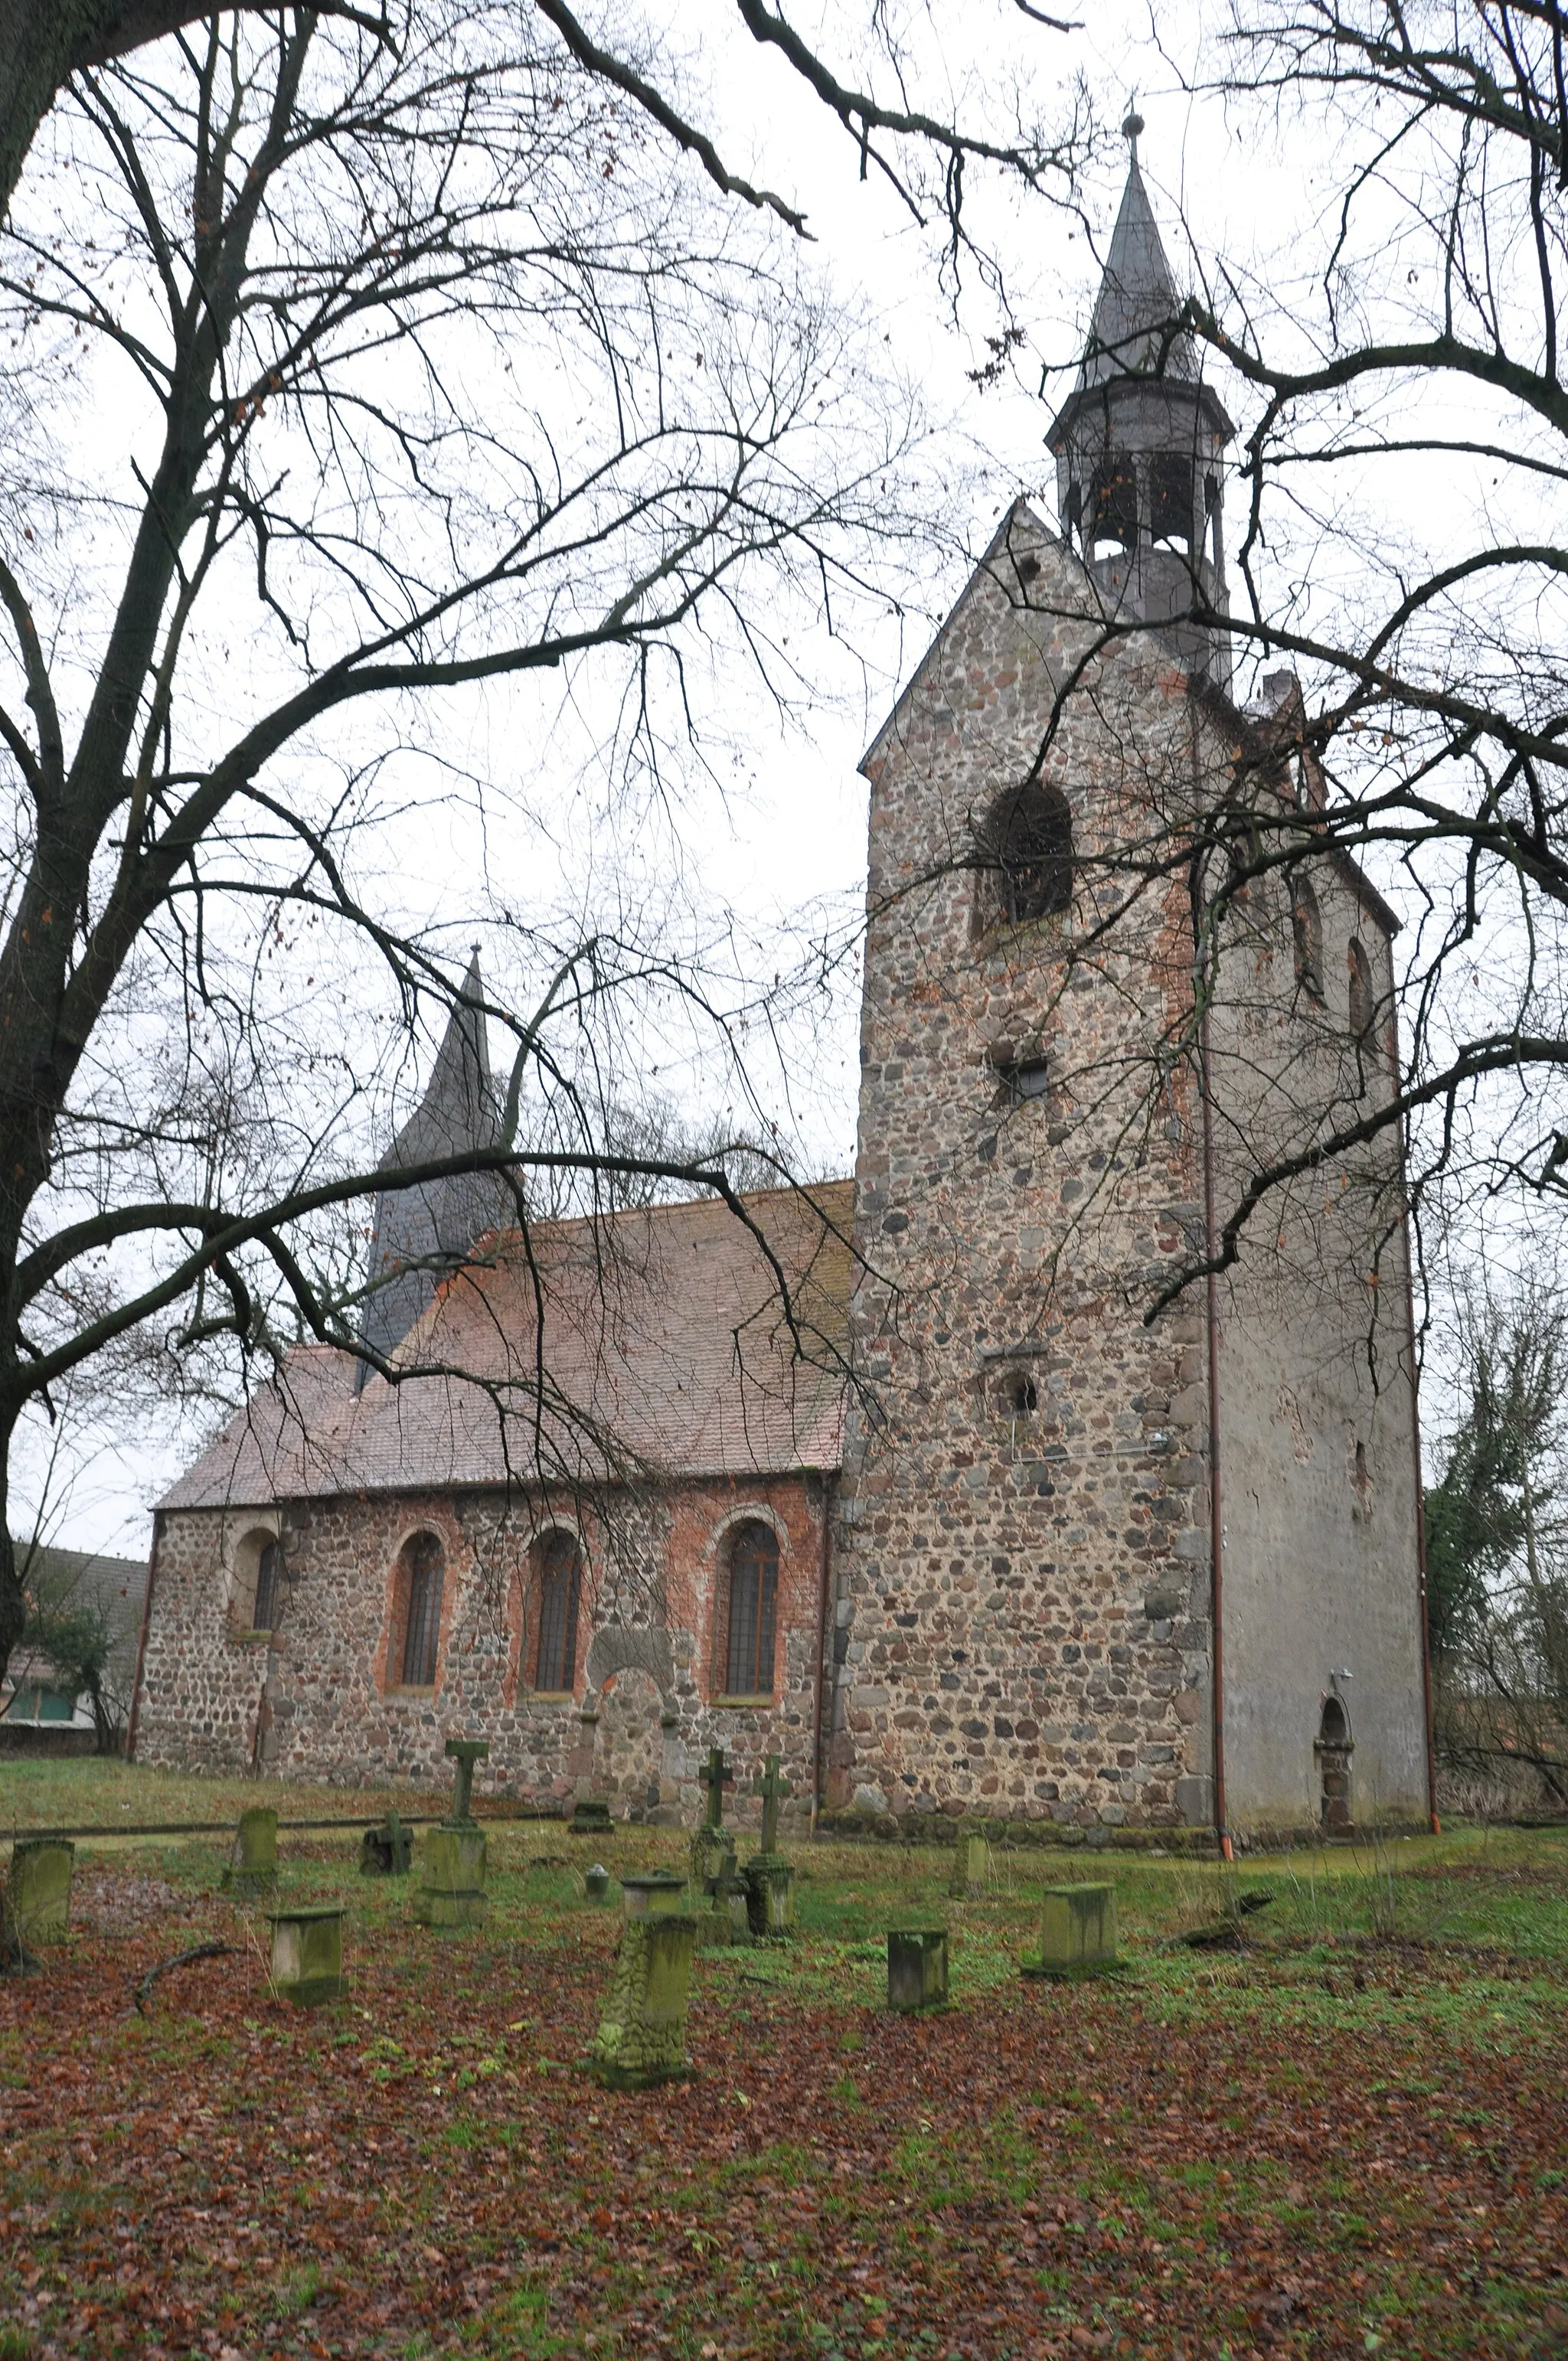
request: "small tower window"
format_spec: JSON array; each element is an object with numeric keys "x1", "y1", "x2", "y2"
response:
[
  {"x1": 724, "y1": 1520, "x2": 779, "y2": 1697},
  {"x1": 534, "y1": 1530, "x2": 583, "y2": 1693},
  {"x1": 1064, "y1": 481, "x2": 1082, "y2": 550},
  {"x1": 1088, "y1": 454, "x2": 1138, "y2": 560},
  {"x1": 253, "y1": 1540, "x2": 284, "y2": 1635},
  {"x1": 978, "y1": 777, "x2": 1075, "y2": 929},
  {"x1": 1008, "y1": 1373, "x2": 1039, "y2": 1415},
  {"x1": 1348, "y1": 937, "x2": 1373, "y2": 1038},
  {"x1": 400, "y1": 1533, "x2": 444, "y2": 1687},
  {"x1": 1292, "y1": 877, "x2": 1325, "y2": 1002},
  {"x1": 1149, "y1": 455, "x2": 1195, "y2": 554}
]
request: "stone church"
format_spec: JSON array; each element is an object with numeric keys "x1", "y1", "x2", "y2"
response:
[{"x1": 131, "y1": 147, "x2": 1435, "y2": 1847}]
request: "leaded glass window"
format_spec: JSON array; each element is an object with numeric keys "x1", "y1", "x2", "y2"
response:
[
  {"x1": 725, "y1": 1521, "x2": 779, "y2": 1696},
  {"x1": 401, "y1": 1533, "x2": 443, "y2": 1687},
  {"x1": 534, "y1": 1531, "x2": 581, "y2": 1693}
]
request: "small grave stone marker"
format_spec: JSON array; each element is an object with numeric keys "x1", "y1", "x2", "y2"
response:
[
  {"x1": 570, "y1": 1797, "x2": 612, "y2": 1837},
  {"x1": 620, "y1": 1871, "x2": 687, "y2": 1919},
  {"x1": 887, "y1": 1928, "x2": 949, "y2": 2013},
  {"x1": 359, "y1": 1810, "x2": 413, "y2": 1876},
  {"x1": 590, "y1": 1914, "x2": 697, "y2": 2088},
  {"x1": 222, "y1": 1807, "x2": 278, "y2": 1892},
  {"x1": 413, "y1": 1737, "x2": 489, "y2": 1931},
  {"x1": 720, "y1": 1870, "x2": 754, "y2": 1947},
  {"x1": 267, "y1": 1904, "x2": 348, "y2": 2005},
  {"x1": 1021, "y1": 1883, "x2": 1119, "y2": 1977},
  {"x1": 2, "y1": 1838, "x2": 74, "y2": 1951},
  {"x1": 949, "y1": 1831, "x2": 991, "y2": 1898},
  {"x1": 583, "y1": 1863, "x2": 612, "y2": 1904}
]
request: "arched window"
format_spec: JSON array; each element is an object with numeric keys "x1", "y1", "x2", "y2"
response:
[
  {"x1": 1088, "y1": 453, "x2": 1137, "y2": 560},
  {"x1": 253, "y1": 1540, "x2": 284, "y2": 1634},
  {"x1": 1348, "y1": 936, "x2": 1373, "y2": 1037},
  {"x1": 534, "y1": 1530, "x2": 582, "y2": 1693},
  {"x1": 724, "y1": 1520, "x2": 779, "y2": 1697},
  {"x1": 978, "y1": 777, "x2": 1075, "y2": 929},
  {"x1": 1291, "y1": 876, "x2": 1324, "y2": 1001},
  {"x1": 400, "y1": 1533, "x2": 443, "y2": 1687},
  {"x1": 1148, "y1": 454, "x2": 1194, "y2": 554}
]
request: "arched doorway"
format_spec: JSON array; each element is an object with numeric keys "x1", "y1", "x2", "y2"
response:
[{"x1": 1315, "y1": 1695, "x2": 1354, "y2": 1832}]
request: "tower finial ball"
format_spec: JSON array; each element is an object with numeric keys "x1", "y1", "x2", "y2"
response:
[{"x1": 1122, "y1": 109, "x2": 1145, "y2": 148}]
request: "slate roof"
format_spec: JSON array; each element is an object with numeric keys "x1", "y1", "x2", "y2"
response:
[
  {"x1": 161, "y1": 1181, "x2": 854, "y2": 1512},
  {"x1": 358, "y1": 950, "x2": 505, "y2": 1367},
  {"x1": 1077, "y1": 153, "x2": 1197, "y2": 387}
]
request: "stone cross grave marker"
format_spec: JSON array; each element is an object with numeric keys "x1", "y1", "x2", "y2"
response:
[
  {"x1": 444, "y1": 1736, "x2": 489, "y2": 1825},
  {"x1": 753, "y1": 1754, "x2": 791, "y2": 1855},
  {"x1": 359, "y1": 1809, "x2": 413, "y2": 1876},
  {"x1": 700, "y1": 1745, "x2": 733, "y2": 1828},
  {"x1": 413, "y1": 1737, "x2": 490, "y2": 1931}
]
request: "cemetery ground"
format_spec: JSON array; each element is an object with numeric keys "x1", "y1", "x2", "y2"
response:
[{"x1": 1, "y1": 1763, "x2": 1566, "y2": 2361}]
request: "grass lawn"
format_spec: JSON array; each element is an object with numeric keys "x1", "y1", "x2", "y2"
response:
[{"x1": 1, "y1": 1767, "x2": 1565, "y2": 2359}]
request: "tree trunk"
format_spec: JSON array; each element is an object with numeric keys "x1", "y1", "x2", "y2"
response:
[{"x1": 0, "y1": 5, "x2": 275, "y2": 220}]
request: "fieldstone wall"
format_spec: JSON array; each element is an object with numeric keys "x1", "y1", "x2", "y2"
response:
[
  {"x1": 136, "y1": 1472, "x2": 828, "y2": 1829},
  {"x1": 829, "y1": 504, "x2": 1214, "y2": 1831}
]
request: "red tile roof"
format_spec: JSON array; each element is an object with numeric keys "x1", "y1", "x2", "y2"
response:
[{"x1": 160, "y1": 1182, "x2": 854, "y2": 1511}]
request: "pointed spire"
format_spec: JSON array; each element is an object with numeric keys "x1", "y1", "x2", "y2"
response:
[
  {"x1": 421, "y1": 945, "x2": 493, "y2": 1123},
  {"x1": 1076, "y1": 134, "x2": 1195, "y2": 391}
]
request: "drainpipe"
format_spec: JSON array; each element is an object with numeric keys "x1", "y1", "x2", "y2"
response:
[
  {"x1": 1199, "y1": 1005, "x2": 1233, "y2": 1864},
  {"x1": 810, "y1": 1470, "x2": 835, "y2": 1839},
  {"x1": 125, "y1": 1511, "x2": 162, "y2": 1764},
  {"x1": 1391, "y1": 1006, "x2": 1441, "y2": 1834}
]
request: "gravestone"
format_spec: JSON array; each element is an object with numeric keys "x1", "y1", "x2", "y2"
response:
[
  {"x1": 413, "y1": 1737, "x2": 489, "y2": 1931},
  {"x1": 359, "y1": 1810, "x2": 413, "y2": 1876},
  {"x1": 887, "y1": 1928, "x2": 949, "y2": 2013},
  {"x1": 620, "y1": 1871, "x2": 687, "y2": 1919},
  {"x1": 719, "y1": 1870, "x2": 754, "y2": 1948},
  {"x1": 570, "y1": 1797, "x2": 612, "y2": 1837},
  {"x1": 583, "y1": 1863, "x2": 612, "y2": 1904},
  {"x1": 267, "y1": 1904, "x2": 348, "y2": 2005},
  {"x1": 1021, "y1": 1883, "x2": 1119, "y2": 1977},
  {"x1": 743, "y1": 1754, "x2": 795, "y2": 1937},
  {"x1": 222, "y1": 1807, "x2": 278, "y2": 1892},
  {"x1": 949, "y1": 1831, "x2": 991, "y2": 1898},
  {"x1": 2, "y1": 1838, "x2": 74, "y2": 1951},
  {"x1": 590, "y1": 1915, "x2": 696, "y2": 2088},
  {"x1": 690, "y1": 1745, "x2": 737, "y2": 1910}
]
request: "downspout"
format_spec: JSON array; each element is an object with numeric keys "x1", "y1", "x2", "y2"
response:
[
  {"x1": 810, "y1": 1469, "x2": 835, "y2": 1839},
  {"x1": 125, "y1": 1511, "x2": 162, "y2": 1764},
  {"x1": 1391, "y1": 1011, "x2": 1441, "y2": 1834},
  {"x1": 1199, "y1": 1004, "x2": 1233, "y2": 1864}
]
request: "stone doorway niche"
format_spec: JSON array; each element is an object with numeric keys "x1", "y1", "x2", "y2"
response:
[
  {"x1": 1315, "y1": 1693, "x2": 1354, "y2": 1831},
  {"x1": 596, "y1": 1667, "x2": 665, "y2": 1819}
]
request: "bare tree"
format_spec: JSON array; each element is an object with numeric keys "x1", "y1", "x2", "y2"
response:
[
  {"x1": 0, "y1": 4, "x2": 1089, "y2": 1691},
  {"x1": 1426, "y1": 1275, "x2": 1568, "y2": 1802}
]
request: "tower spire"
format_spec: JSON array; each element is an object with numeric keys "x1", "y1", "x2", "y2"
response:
[{"x1": 1046, "y1": 131, "x2": 1234, "y2": 684}]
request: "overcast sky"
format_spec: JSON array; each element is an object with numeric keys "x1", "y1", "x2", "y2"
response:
[{"x1": 15, "y1": 0, "x2": 1488, "y2": 1559}]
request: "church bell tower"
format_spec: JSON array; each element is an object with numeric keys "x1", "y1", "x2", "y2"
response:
[{"x1": 1047, "y1": 119, "x2": 1233, "y2": 684}]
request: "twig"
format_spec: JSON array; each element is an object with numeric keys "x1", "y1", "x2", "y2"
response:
[{"x1": 132, "y1": 1940, "x2": 239, "y2": 2014}]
